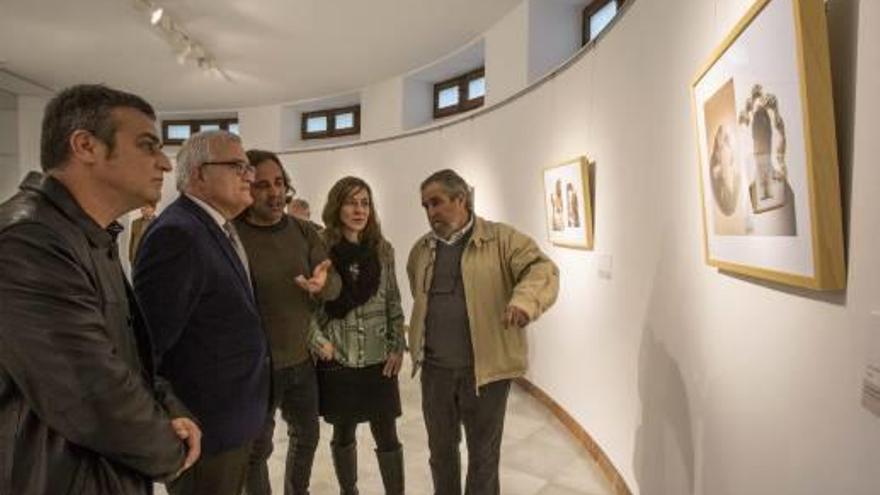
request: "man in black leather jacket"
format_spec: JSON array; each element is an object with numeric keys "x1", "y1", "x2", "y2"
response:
[{"x1": 0, "y1": 84, "x2": 201, "y2": 494}]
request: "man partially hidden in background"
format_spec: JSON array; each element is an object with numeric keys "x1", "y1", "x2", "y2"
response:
[{"x1": 129, "y1": 201, "x2": 157, "y2": 262}]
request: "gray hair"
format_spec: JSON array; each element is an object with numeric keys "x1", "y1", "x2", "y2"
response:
[
  {"x1": 175, "y1": 130, "x2": 242, "y2": 191},
  {"x1": 420, "y1": 169, "x2": 474, "y2": 213},
  {"x1": 290, "y1": 198, "x2": 310, "y2": 209}
]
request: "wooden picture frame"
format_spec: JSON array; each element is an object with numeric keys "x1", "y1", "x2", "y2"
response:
[
  {"x1": 691, "y1": 0, "x2": 845, "y2": 290},
  {"x1": 543, "y1": 156, "x2": 593, "y2": 250}
]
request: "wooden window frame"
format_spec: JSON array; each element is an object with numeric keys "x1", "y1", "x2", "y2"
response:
[
  {"x1": 433, "y1": 67, "x2": 485, "y2": 119},
  {"x1": 161, "y1": 118, "x2": 238, "y2": 145},
  {"x1": 582, "y1": 0, "x2": 624, "y2": 46},
  {"x1": 301, "y1": 105, "x2": 361, "y2": 140}
]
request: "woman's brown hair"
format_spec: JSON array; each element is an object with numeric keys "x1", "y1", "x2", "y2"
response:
[{"x1": 322, "y1": 176, "x2": 390, "y2": 258}]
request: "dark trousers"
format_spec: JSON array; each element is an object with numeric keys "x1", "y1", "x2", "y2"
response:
[
  {"x1": 166, "y1": 442, "x2": 252, "y2": 495},
  {"x1": 420, "y1": 363, "x2": 511, "y2": 495},
  {"x1": 245, "y1": 360, "x2": 320, "y2": 495}
]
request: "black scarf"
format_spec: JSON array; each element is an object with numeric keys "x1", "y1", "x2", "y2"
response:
[{"x1": 324, "y1": 238, "x2": 382, "y2": 319}]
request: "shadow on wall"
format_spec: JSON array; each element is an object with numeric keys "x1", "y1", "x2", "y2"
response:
[
  {"x1": 633, "y1": 325, "x2": 695, "y2": 495},
  {"x1": 826, "y1": 0, "x2": 860, "y2": 263}
]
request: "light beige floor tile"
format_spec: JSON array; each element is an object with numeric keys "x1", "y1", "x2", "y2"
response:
[
  {"x1": 503, "y1": 409, "x2": 554, "y2": 442},
  {"x1": 537, "y1": 482, "x2": 602, "y2": 495},
  {"x1": 501, "y1": 435, "x2": 588, "y2": 481},
  {"x1": 551, "y1": 457, "x2": 614, "y2": 495},
  {"x1": 524, "y1": 423, "x2": 591, "y2": 456},
  {"x1": 499, "y1": 464, "x2": 550, "y2": 495}
]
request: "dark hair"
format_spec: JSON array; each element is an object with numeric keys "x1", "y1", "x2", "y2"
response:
[
  {"x1": 40, "y1": 84, "x2": 156, "y2": 172},
  {"x1": 420, "y1": 169, "x2": 473, "y2": 213},
  {"x1": 322, "y1": 176, "x2": 388, "y2": 257},
  {"x1": 246, "y1": 149, "x2": 292, "y2": 192}
]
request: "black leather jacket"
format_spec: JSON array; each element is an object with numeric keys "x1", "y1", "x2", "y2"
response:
[{"x1": 0, "y1": 173, "x2": 186, "y2": 494}]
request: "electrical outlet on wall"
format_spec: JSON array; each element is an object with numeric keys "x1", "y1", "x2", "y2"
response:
[
  {"x1": 597, "y1": 253, "x2": 612, "y2": 280},
  {"x1": 862, "y1": 310, "x2": 880, "y2": 418}
]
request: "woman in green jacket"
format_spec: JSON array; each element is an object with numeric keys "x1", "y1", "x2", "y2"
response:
[{"x1": 310, "y1": 176, "x2": 406, "y2": 495}]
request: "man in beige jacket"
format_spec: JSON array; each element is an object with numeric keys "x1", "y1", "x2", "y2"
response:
[
  {"x1": 128, "y1": 202, "x2": 156, "y2": 262},
  {"x1": 407, "y1": 169, "x2": 559, "y2": 495}
]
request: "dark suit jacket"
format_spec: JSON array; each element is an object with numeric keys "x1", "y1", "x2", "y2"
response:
[{"x1": 134, "y1": 194, "x2": 270, "y2": 455}]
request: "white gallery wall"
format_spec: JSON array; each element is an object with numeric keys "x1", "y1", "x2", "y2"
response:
[
  {"x1": 278, "y1": 1, "x2": 880, "y2": 494},
  {"x1": 13, "y1": 96, "x2": 46, "y2": 179},
  {"x1": 0, "y1": 90, "x2": 19, "y2": 199}
]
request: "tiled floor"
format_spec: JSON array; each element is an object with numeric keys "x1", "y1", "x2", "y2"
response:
[{"x1": 158, "y1": 365, "x2": 613, "y2": 495}]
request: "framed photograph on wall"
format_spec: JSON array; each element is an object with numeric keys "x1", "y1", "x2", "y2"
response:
[
  {"x1": 543, "y1": 156, "x2": 593, "y2": 249},
  {"x1": 691, "y1": 0, "x2": 845, "y2": 290}
]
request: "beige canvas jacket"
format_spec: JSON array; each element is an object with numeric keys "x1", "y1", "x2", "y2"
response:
[{"x1": 406, "y1": 216, "x2": 559, "y2": 388}]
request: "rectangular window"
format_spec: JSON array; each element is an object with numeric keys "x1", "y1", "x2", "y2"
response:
[
  {"x1": 433, "y1": 67, "x2": 485, "y2": 119},
  {"x1": 467, "y1": 77, "x2": 486, "y2": 100},
  {"x1": 335, "y1": 112, "x2": 355, "y2": 130},
  {"x1": 301, "y1": 105, "x2": 361, "y2": 140},
  {"x1": 438, "y1": 86, "x2": 460, "y2": 109},
  {"x1": 590, "y1": 1, "x2": 617, "y2": 40},
  {"x1": 161, "y1": 118, "x2": 238, "y2": 145},
  {"x1": 582, "y1": 0, "x2": 624, "y2": 46},
  {"x1": 306, "y1": 115, "x2": 328, "y2": 133},
  {"x1": 167, "y1": 124, "x2": 191, "y2": 141}
]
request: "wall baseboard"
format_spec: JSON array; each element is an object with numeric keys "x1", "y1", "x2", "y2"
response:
[{"x1": 513, "y1": 377, "x2": 633, "y2": 495}]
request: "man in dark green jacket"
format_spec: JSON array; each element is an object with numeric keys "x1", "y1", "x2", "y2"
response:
[{"x1": 235, "y1": 149, "x2": 340, "y2": 495}]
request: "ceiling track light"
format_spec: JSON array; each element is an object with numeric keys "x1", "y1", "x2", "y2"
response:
[
  {"x1": 150, "y1": 7, "x2": 164, "y2": 25},
  {"x1": 135, "y1": 1, "x2": 230, "y2": 81},
  {"x1": 176, "y1": 43, "x2": 192, "y2": 65}
]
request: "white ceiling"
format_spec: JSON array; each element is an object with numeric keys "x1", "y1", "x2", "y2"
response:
[{"x1": 0, "y1": 0, "x2": 522, "y2": 111}]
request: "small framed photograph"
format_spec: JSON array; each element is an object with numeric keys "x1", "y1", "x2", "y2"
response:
[
  {"x1": 691, "y1": 0, "x2": 845, "y2": 289},
  {"x1": 543, "y1": 156, "x2": 593, "y2": 250}
]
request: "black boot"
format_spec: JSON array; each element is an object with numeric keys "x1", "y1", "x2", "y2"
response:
[
  {"x1": 376, "y1": 447, "x2": 404, "y2": 495},
  {"x1": 330, "y1": 442, "x2": 359, "y2": 495}
]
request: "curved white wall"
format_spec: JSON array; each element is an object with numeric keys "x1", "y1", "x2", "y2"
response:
[{"x1": 280, "y1": 1, "x2": 880, "y2": 494}]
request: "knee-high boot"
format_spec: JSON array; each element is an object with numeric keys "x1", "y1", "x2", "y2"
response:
[
  {"x1": 376, "y1": 447, "x2": 404, "y2": 495},
  {"x1": 331, "y1": 442, "x2": 359, "y2": 495}
]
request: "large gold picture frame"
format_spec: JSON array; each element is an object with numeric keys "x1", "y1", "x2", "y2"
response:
[
  {"x1": 543, "y1": 156, "x2": 593, "y2": 250},
  {"x1": 691, "y1": 0, "x2": 845, "y2": 290}
]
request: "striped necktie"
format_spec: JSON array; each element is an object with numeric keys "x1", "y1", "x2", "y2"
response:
[{"x1": 223, "y1": 221, "x2": 252, "y2": 286}]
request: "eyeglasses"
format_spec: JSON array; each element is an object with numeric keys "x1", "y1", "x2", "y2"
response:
[{"x1": 201, "y1": 160, "x2": 255, "y2": 177}]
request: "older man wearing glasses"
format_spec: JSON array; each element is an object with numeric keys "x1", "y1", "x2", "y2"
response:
[{"x1": 134, "y1": 130, "x2": 270, "y2": 495}]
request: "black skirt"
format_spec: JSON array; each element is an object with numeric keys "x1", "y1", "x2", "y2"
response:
[{"x1": 315, "y1": 360, "x2": 402, "y2": 424}]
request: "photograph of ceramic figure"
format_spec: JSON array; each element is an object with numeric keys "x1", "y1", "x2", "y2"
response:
[{"x1": 703, "y1": 78, "x2": 797, "y2": 238}]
